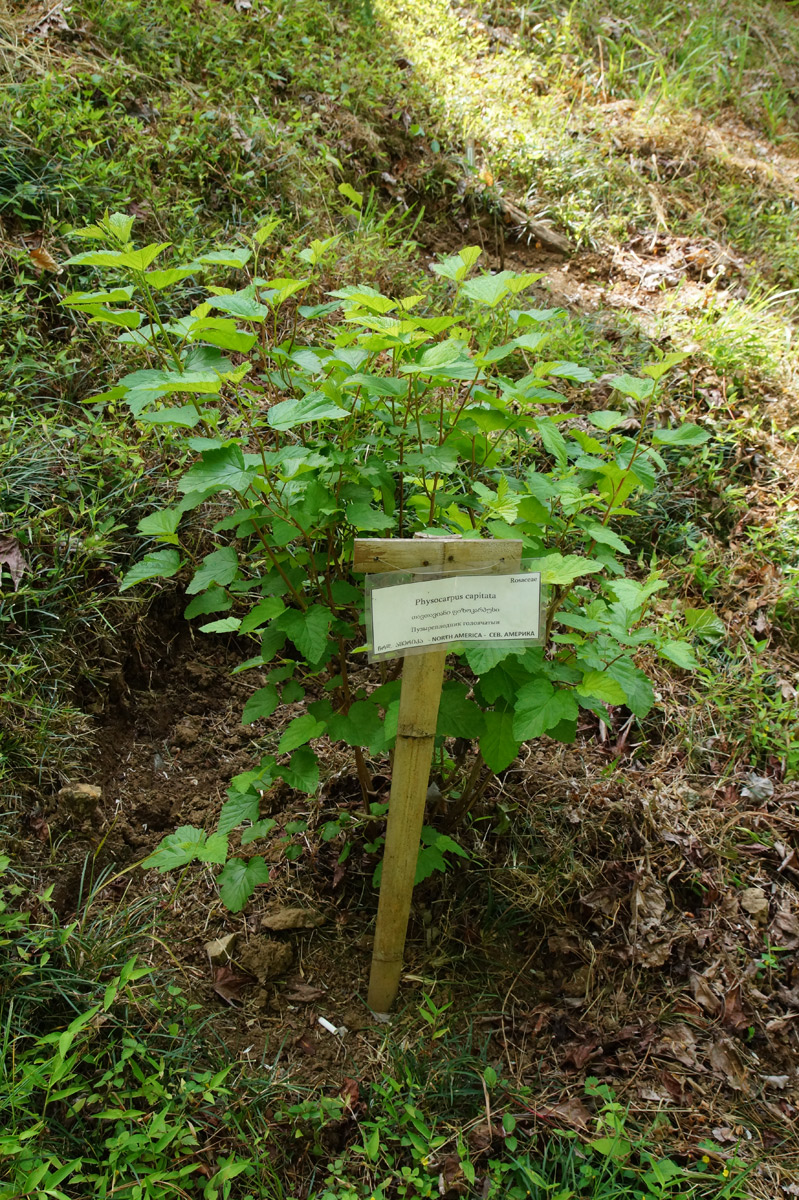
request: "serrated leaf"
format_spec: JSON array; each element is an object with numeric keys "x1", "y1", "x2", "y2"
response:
[
  {"x1": 241, "y1": 818, "x2": 278, "y2": 845},
  {"x1": 588, "y1": 410, "x2": 626, "y2": 431},
  {"x1": 278, "y1": 605, "x2": 332, "y2": 663},
  {"x1": 184, "y1": 586, "x2": 231, "y2": 620},
  {"x1": 217, "y1": 791, "x2": 260, "y2": 834},
  {"x1": 218, "y1": 856, "x2": 270, "y2": 912},
  {"x1": 345, "y1": 500, "x2": 395, "y2": 531},
  {"x1": 533, "y1": 554, "x2": 604, "y2": 585},
  {"x1": 178, "y1": 445, "x2": 258, "y2": 497},
  {"x1": 513, "y1": 679, "x2": 578, "y2": 740},
  {"x1": 462, "y1": 271, "x2": 515, "y2": 307},
  {"x1": 436, "y1": 684, "x2": 485, "y2": 739},
  {"x1": 188, "y1": 318, "x2": 257, "y2": 353},
  {"x1": 422, "y1": 828, "x2": 469, "y2": 859},
  {"x1": 254, "y1": 217, "x2": 282, "y2": 246},
  {"x1": 658, "y1": 640, "x2": 699, "y2": 670},
  {"x1": 62, "y1": 285, "x2": 136, "y2": 308},
  {"x1": 260, "y1": 625, "x2": 287, "y2": 663},
  {"x1": 137, "y1": 507, "x2": 182, "y2": 544},
  {"x1": 641, "y1": 352, "x2": 687, "y2": 381},
  {"x1": 120, "y1": 548, "x2": 182, "y2": 591},
  {"x1": 197, "y1": 832, "x2": 229, "y2": 864},
  {"x1": 555, "y1": 611, "x2": 603, "y2": 633},
  {"x1": 403, "y1": 443, "x2": 460, "y2": 474},
  {"x1": 480, "y1": 709, "x2": 520, "y2": 771},
  {"x1": 327, "y1": 700, "x2": 384, "y2": 748},
  {"x1": 239, "y1": 597, "x2": 286, "y2": 634},
  {"x1": 535, "y1": 416, "x2": 568, "y2": 469},
  {"x1": 268, "y1": 392, "x2": 347, "y2": 431},
  {"x1": 143, "y1": 826, "x2": 206, "y2": 871},
  {"x1": 118, "y1": 244, "x2": 172, "y2": 271},
  {"x1": 606, "y1": 658, "x2": 655, "y2": 717},
  {"x1": 414, "y1": 844, "x2": 448, "y2": 884},
  {"x1": 85, "y1": 306, "x2": 142, "y2": 329},
  {"x1": 277, "y1": 714, "x2": 326, "y2": 754},
  {"x1": 430, "y1": 253, "x2": 467, "y2": 282},
  {"x1": 64, "y1": 249, "x2": 127, "y2": 267},
  {"x1": 607, "y1": 576, "x2": 667, "y2": 611},
  {"x1": 241, "y1": 685, "x2": 280, "y2": 725},
  {"x1": 199, "y1": 247, "x2": 252, "y2": 268},
  {"x1": 206, "y1": 292, "x2": 271, "y2": 321},
  {"x1": 458, "y1": 245, "x2": 483, "y2": 270},
  {"x1": 199, "y1": 616, "x2": 241, "y2": 633},
  {"x1": 279, "y1": 747, "x2": 319, "y2": 793},
  {"x1": 186, "y1": 547, "x2": 238, "y2": 595},
  {"x1": 463, "y1": 643, "x2": 517, "y2": 674},
  {"x1": 541, "y1": 360, "x2": 594, "y2": 382},
  {"x1": 576, "y1": 670, "x2": 627, "y2": 706},
  {"x1": 579, "y1": 521, "x2": 629, "y2": 554},
  {"x1": 652, "y1": 424, "x2": 710, "y2": 447},
  {"x1": 145, "y1": 266, "x2": 197, "y2": 288},
  {"x1": 138, "y1": 405, "x2": 204, "y2": 428},
  {"x1": 609, "y1": 374, "x2": 655, "y2": 402}
]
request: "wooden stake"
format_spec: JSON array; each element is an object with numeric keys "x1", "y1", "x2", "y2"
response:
[
  {"x1": 367, "y1": 644, "x2": 447, "y2": 1014},
  {"x1": 354, "y1": 535, "x2": 523, "y2": 1014}
]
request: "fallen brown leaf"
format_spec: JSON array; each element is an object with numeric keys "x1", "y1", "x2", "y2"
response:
[
  {"x1": 339, "y1": 1077, "x2": 360, "y2": 1109},
  {"x1": 689, "y1": 970, "x2": 721, "y2": 1016},
  {"x1": 655, "y1": 1022, "x2": 699, "y2": 1068},
  {"x1": 720, "y1": 982, "x2": 748, "y2": 1033},
  {"x1": 467, "y1": 1122, "x2": 493, "y2": 1153},
  {"x1": 283, "y1": 982, "x2": 327, "y2": 1003},
  {"x1": 660, "y1": 1071, "x2": 687, "y2": 1103},
  {"x1": 708, "y1": 1037, "x2": 750, "y2": 1092},
  {"x1": 29, "y1": 246, "x2": 61, "y2": 274},
  {"x1": 212, "y1": 965, "x2": 254, "y2": 1006},
  {"x1": 563, "y1": 1039, "x2": 603, "y2": 1070},
  {"x1": 531, "y1": 1097, "x2": 591, "y2": 1131},
  {"x1": 0, "y1": 536, "x2": 27, "y2": 592},
  {"x1": 739, "y1": 886, "x2": 769, "y2": 925},
  {"x1": 770, "y1": 907, "x2": 799, "y2": 950}
]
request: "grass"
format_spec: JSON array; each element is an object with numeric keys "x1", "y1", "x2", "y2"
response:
[
  {"x1": 1, "y1": 859, "x2": 750, "y2": 1199},
  {"x1": 0, "y1": 401, "x2": 158, "y2": 792}
]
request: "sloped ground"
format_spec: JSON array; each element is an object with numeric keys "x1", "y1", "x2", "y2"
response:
[{"x1": 2, "y1": 0, "x2": 799, "y2": 1195}]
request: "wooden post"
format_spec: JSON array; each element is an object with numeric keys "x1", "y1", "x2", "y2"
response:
[
  {"x1": 368, "y1": 643, "x2": 447, "y2": 1013},
  {"x1": 353, "y1": 535, "x2": 522, "y2": 1014}
]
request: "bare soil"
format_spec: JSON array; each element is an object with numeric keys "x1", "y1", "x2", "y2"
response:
[{"x1": 38, "y1": 572, "x2": 799, "y2": 1191}]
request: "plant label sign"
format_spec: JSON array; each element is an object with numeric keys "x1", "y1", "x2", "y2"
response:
[
  {"x1": 369, "y1": 572, "x2": 542, "y2": 658},
  {"x1": 354, "y1": 535, "x2": 531, "y2": 1012}
]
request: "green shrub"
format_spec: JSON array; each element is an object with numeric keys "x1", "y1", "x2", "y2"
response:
[{"x1": 61, "y1": 212, "x2": 711, "y2": 910}]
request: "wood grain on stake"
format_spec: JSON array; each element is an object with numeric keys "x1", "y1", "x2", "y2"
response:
[
  {"x1": 353, "y1": 537, "x2": 523, "y2": 576},
  {"x1": 355, "y1": 536, "x2": 523, "y2": 1013}
]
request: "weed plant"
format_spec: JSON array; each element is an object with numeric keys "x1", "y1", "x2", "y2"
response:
[
  {"x1": 0, "y1": 856, "x2": 273, "y2": 1199},
  {"x1": 1, "y1": 856, "x2": 748, "y2": 1199}
]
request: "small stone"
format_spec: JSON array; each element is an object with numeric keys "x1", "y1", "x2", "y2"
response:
[
  {"x1": 173, "y1": 719, "x2": 200, "y2": 748},
  {"x1": 204, "y1": 932, "x2": 237, "y2": 965},
  {"x1": 261, "y1": 907, "x2": 325, "y2": 932},
  {"x1": 238, "y1": 939, "x2": 293, "y2": 983},
  {"x1": 57, "y1": 784, "x2": 102, "y2": 815}
]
